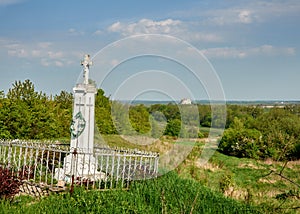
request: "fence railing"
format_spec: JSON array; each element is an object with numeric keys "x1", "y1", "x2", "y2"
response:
[{"x1": 0, "y1": 140, "x2": 159, "y2": 193}]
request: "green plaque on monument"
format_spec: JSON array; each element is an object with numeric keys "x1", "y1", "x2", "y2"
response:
[{"x1": 70, "y1": 111, "x2": 86, "y2": 138}]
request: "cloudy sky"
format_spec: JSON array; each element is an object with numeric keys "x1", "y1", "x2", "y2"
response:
[{"x1": 0, "y1": 0, "x2": 299, "y2": 100}]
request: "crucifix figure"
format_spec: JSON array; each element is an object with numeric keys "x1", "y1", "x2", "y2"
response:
[{"x1": 81, "y1": 54, "x2": 93, "y2": 84}]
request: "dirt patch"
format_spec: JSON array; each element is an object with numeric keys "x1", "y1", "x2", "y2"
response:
[
  {"x1": 286, "y1": 160, "x2": 300, "y2": 169},
  {"x1": 195, "y1": 162, "x2": 221, "y2": 172},
  {"x1": 145, "y1": 140, "x2": 173, "y2": 153},
  {"x1": 238, "y1": 162, "x2": 264, "y2": 170},
  {"x1": 224, "y1": 187, "x2": 248, "y2": 200},
  {"x1": 263, "y1": 158, "x2": 274, "y2": 165},
  {"x1": 120, "y1": 135, "x2": 157, "y2": 146},
  {"x1": 258, "y1": 178, "x2": 277, "y2": 184}
]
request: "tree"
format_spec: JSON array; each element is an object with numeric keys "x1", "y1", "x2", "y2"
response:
[
  {"x1": 53, "y1": 91, "x2": 73, "y2": 138},
  {"x1": 219, "y1": 108, "x2": 300, "y2": 160},
  {"x1": 198, "y1": 105, "x2": 211, "y2": 127},
  {"x1": 95, "y1": 89, "x2": 117, "y2": 134},
  {"x1": 219, "y1": 118, "x2": 262, "y2": 159},
  {"x1": 164, "y1": 119, "x2": 181, "y2": 137},
  {"x1": 129, "y1": 104, "x2": 151, "y2": 134},
  {"x1": 111, "y1": 101, "x2": 133, "y2": 135},
  {"x1": 253, "y1": 108, "x2": 300, "y2": 160},
  {"x1": 5, "y1": 80, "x2": 38, "y2": 138},
  {"x1": 0, "y1": 93, "x2": 11, "y2": 139},
  {"x1": 165, "y1": 103, "x2": 180, "y2": 121},
  {"x1": 3, "y1": 80, "x2": 64, "y2": 139}
]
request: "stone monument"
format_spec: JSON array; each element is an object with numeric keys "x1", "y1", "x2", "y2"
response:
[
  {"x1": 55, "y1": 54, "x2": 104, "y2": 182},
  {"x1": 69, "y1": 54, "x2": 96, "y2": 153}
]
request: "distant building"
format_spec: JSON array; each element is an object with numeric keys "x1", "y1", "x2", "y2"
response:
[{"x1": 180, "y1": 98, "x2": 192, "y2": 105}]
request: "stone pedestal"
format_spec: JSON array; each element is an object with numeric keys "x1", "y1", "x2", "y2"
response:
[
  {"x1": 70, "y1": 83, "x2": 97, "y2": 152},
  {"x1": 55, "y1": 154, "x2": 105, "y2": 182}
]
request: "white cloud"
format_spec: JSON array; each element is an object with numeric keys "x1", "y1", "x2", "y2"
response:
[
  {"x1": 31, "y1": 50, "x2": 41, "y2": 57},
  {"x1": 184, "y1": 32, "x2": 222, "y2": 43},
  {"x1": 107, "y1": 18, "x2": 222, "y2": 43},
  {"x1": 40, "y1": 58, "x2": 49, "y2": 67},
  {"x1": 38, "y1": 42, "x2": 52, "y2": 49},
  {"x1": 108, "y1": 19, "x2": 182, "y2": 35},
  {"x1": 1, "y1": 38, "x2": 78, "y2": 67},
  {"x1": 108, "y1": 22, "x2": 122, "y2": 32},
  {"x1": 8, "y1": 48, "x2": 28, "y2": 57},
  {"x1": 238, "y1": 10, "x2": 253, "y2": 24},
  {"x1": 203, "y1": 8, "x2": 258, "y2": 26},
  {"x1": 201, "y1": 45, "x2": 296, "y2": 59},
  {"x1": 47, "y1": 51, "x2": 64, "y2": 59},
  {"x1": 172, "y1": 0, "x2": 300, "y2": 26},
  {"x1": 68, "y1": 28, "x2": 85, "y2": 36},
  {"x1": 54, "y1": 60, "x2": 64, "y2": 67},
  {"x1": 93, "y1": 30, "x2": 103, "y2": 36}
]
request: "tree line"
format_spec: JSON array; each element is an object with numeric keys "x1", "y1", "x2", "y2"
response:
[
  {"x1": 0, "y1": 80, "x2": 206, "y2": 140},
  {"x1": 0, "y1": 80, "x2": 72, "y2": 139},
  {"x1": 0, "y1": 79, "x2": 299, "y2": 160},
  {"x1": 219, "y1": 105, "x2": 300, "y2": 160}
]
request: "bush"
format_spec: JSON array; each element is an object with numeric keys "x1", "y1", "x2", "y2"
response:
[
  {"x1": 0, "y1": 167, "x2": 22, "y2": 199},
  {"x1": 164, "y1": 119, "x2": 181, "y2": 137},
  {"x1": 219, "y1": 128, "x2": 262, "y2": 159},
  {"x1": 290, "y1": 142, "x2": 300, "y2": 160}
]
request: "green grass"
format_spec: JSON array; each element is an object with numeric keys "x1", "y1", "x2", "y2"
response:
[
  {"x1": 0, "y1": 172, "x2": 260, "y2": 214},
  {"x1": 176, "y1": 141, "x2": 300, "y2": 213}
]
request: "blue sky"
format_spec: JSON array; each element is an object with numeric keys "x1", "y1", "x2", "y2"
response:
[{"x1": 0, "y1": 0, "x2": 299, "y2": 100}]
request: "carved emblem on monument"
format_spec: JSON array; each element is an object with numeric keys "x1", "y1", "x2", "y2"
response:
[{"x1": 70, "y1": 111, "x2": 86, "y2": 138}]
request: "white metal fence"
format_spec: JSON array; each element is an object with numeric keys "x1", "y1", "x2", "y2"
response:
[{"x1": 0, "y1": 140, "x2": 159, "y2": 194}]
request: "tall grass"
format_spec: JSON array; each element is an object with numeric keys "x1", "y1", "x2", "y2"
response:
[{"x1": 0, "y1": 172, "x2": 260, "y2": 213}]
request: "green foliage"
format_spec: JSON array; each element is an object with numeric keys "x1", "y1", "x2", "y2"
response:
[
  {"x1": 149, "y1": 114, "x2": 166, "y2": 138},
  {"x1": 129, "y1": 104, "x2": 151, "y2": 134},
  {"x1": 149, "y1": 103, "x2": 180, "y2": 122},
  {"x1": 164, "y1": 119, "x2": 181, "y2": 137},
  {"x1": 111, "y1": 101, "x2": 134, "y2": 135},
  {"x1": 0, "y1": 80, "x2": 73, "y2": 139},
  {"x1": 219, "y1": 117, "x2": 262, "y2": 159},
  {"x1": 253, "y1": 108, "x2": 300, "y2": 160},
  {"x1": 198, "y1": 105, "x2": 212, "y2": 127},
  {"x1": 0, "y1": 96, "x2": 12, "y2": 139},
  {"x1": 291, "y1": 142, "x2": 300, "y2": 159},
  {"x1": 0, "y1": 82, "x2": 118, "y2": 139},
  {"x1": 220, "y1": 107, "x2": 300, "y2": 160},
  {"x1": 226, "y1": 105, "x2": 263, "y2": 129},
  {"x1": 53, "y1": 91, "x2": 73, "y2": 138},
  {"x1": 219, "y1": 173, "x2": 234, "y2": 194},
  {"x1": 95, "y1": 89, "x2": 117, "y2": 135}
]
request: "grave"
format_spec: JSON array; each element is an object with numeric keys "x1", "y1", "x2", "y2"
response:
[{"x1": 0, "y1": 54, "x2": 159, "y2": 191}]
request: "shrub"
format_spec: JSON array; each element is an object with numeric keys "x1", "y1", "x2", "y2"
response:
[
  {"x1": 0, "y1": 167, "x2": 22, "y2": 199},
  {"x1": 219, "y1": 128, "x2": 262, "y2": 159}
]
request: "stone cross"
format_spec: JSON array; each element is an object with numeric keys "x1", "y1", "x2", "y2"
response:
[
  {"x1": 55, "y1": 54, "x2": 99, "y2": 182},
  {"x1": 81, "y1": 54, "x2": 93, "y2": 84}
]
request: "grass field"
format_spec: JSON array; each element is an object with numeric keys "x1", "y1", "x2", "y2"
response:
[{"x1": 0, "y1": 135, "x2": 299, "y2": 213}]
